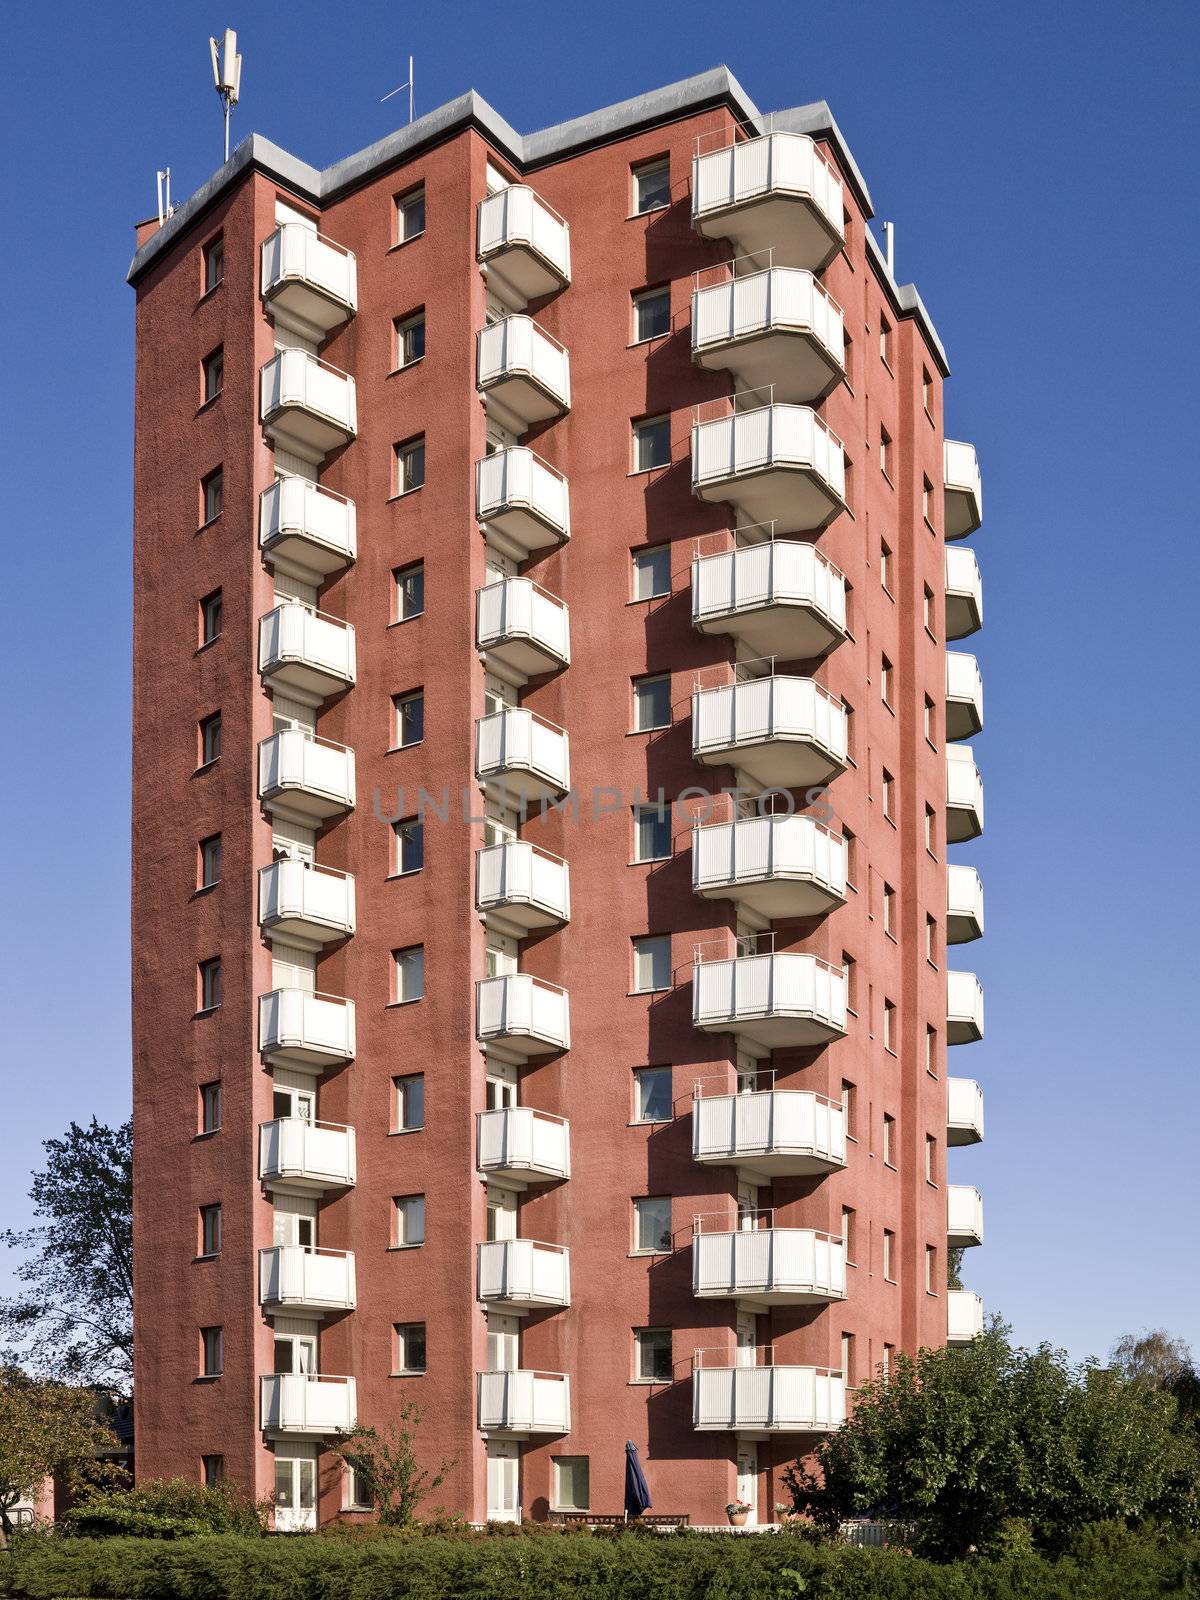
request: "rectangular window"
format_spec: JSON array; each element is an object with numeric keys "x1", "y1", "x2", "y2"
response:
[
  {"x1": 879, "y1": 540, "x2": 891, "y2": 593},
  {"x1": 632, "y1": 544, "x2": 671, "y2": 601},
  {"x1": 883, "y1": 1113, "x2": 895, "y2": 1167},
  {"x1": 883, "y1": 1228, "x2": 895, "y2": 1280},
  {"x1": 925, "y1": 1133, "x2": 937, "y2": 1183},
  {"x1": 201, "y1": 468, "x2": 224, "y2": 524},
  {"x1": 394, "y1": 310, "x2": 426, "y2": 368},
  {"x1": 922, "y1": 367, "x2": 933, "y2": 416},
  {"x1": 633, "y1": 1066, "x2": 672, "y2": 1124},
  {"x1": 396, "y1": 186, "x2": 426, "y2": 242},
  {"x1": 880, "y1": 425, "x2": 892, "y2": 478},
  {"x1": 926, "y1": 913, "x2": 937, "y2": 964},
  {"x1": 200, "y1": 589, "x2": 223, "y2": 646},
  {"x1": 632, "y1": 285, "x2": 671, "y2": 342},
  {"x1": 633, "y1": 1196, "x2": 672, "y2": 1254},
  {"x1": 922, "y1": 475, "x2": 934, "y2": 525},
  {"x1": 633, "y1": 414, "x2": 671, "y2": 472},
  {"x1": 840, "y1": 1332, "x2": 854, "y2": 1386},
  {"x1": 201, "y1": 1326, "x2": 224, "y2": 1377},
  {"x1": 393, "y1": 945, "x2": 425, "y2": 1004},
  {"x1": 633, "y1": 673, "x2": 671, "y2": 731},
  {"x1": 199, "y1": 957, "x2": 223, "y2": 1012},
  {"x1": 552, "y1": 1456, "x2": 590, "y2": 1512},
  {"x1": 842, "y1": 699, "x2": 855, "y2": 762},
  {"x1": 842, "y1": 952, "x2": 857, "y2": 1012},
  {"x1": 841, "y1": 1079, "x2": 856, "y2": 1139},
  {"x1": 394, "y1": 690, "x2": 424, "y2": 748},
  {"x1": 879, "y1": 314, "x2": 892, "y2": 366},
  {"x1": 394, "y1": 561, "x2": 425, "y2": 621},
  {"x1": 926, "y1": 1024, "x2": 938, "y2": 1075},
  {"x1": 843, "y1": 828, "x2": 857, "y2": 888},
  {"x1": 394, "y1": 1073, "x2": 425, "y2": 1132},
  {"x1": 881, "y1": 655, "x2": 893, "y2": 707},
  {"x1": 632, "y1": 157, "x2": 670, "y2": 214},
  {"x1": 883, "y1": 998, "x2": 896, "y2": 1053},
  {"x1": 393, "y1": 1321, "x2": 427, "y2": 1374},
  {"x1": 841, "y1": 1206, "x2": 857, "y2": 1265},
  {"x1": 632, "y1": 935, "x2": 670, "y2": 993},
  {"x1": 394, "y1": 1194, "x2": 426, "y2": 1247},
  {"x1": 202, "y1": 346, "x2": 224, "y2": 403},
  {"x1": 923, "y1": 583, "x2": 934, "y2": 632},
  {"x1": 924, "y1": 694, "x2": 935, "y2": 743},
  {"x1": 634, "y1": 1327, "x2": 673, "y2": 1381},
  {"x1": 203, "y1": 235, "x2": 224, "y2": 293},
  {"x1": 883, "y1": 883, "x2": 895, "y2": 937},
  {"x1": 925, "y1": 1244, "x2": 937, "y2": 1293},
  {"x1": 882, "y1": 1343, "x2": 894, "y2": 1379},
  {"x1": 633, "y1": 804, "x2": 671, "y2": 863},
  {"x1": 925, "y1": 803, "x2": 936, "y2": 853},
  {"x1": 199, "y1": 1204, "x2": 222, "y2": 1257},
  {"x1": 395, "y1": 436, "x2": 426, "y2": 495},
  {"x1": 881, "y1": 769, "x2": 894, "y2": 821},
  {"x1": 199, "y1": 833, "x2": 223, "y2": 889},
  {"x1": 200, "y1": 1081, "x2": 222, "y2": 1134},
  {"x1": 393, "y1": 816, "x2": 423, "y2": 874},
  {"x1": 345, "y1": 1464, "x2": 374, "y2": 1510},
  {"x1": 202, "y1": 1455, "x2": 223, "y2": 1487}
]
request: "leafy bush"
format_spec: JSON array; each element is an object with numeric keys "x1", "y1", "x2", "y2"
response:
[{"x1": 59, "y1": 1479, "x2": 267, "y2": 1539}]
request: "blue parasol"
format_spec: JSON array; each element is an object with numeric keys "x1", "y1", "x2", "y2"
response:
[{"x1": 624, "y1": 1439, "x2": 652, "y2": 1519}]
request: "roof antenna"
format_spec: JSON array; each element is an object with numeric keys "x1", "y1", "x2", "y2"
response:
[
  {"x1": 209, "y1": 28, "x2": 244, "y2": 162},
  {"x1": 883, "y1": 220, "x2": 895, "y2": 275},
  {"x1": 156, "y1": 168, "x2": 175, "y2": 226},
  {"x1": 381, "y1": 54, "x2": 414, "y2": 123}
]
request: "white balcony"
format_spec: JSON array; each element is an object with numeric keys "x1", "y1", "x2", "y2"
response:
[
  {"x1": 258, "y1": 730, "x2": 355, "y2": 826},
  {"x1": 947, "y1": 1077, "x2": 985, "y2": 1146},
  {"x1": 948, "y1": 1184, "x2": 985, "y2": 1249},
  {"x1": 258, "y1": 603, "x2": 356, "y2": 704},
  {"x1": 476, "y1": 841, "x2": 569, "y2": 933},
  {"x1": 693, "y1": 953, "x2": 847, "y2": 1050},
  {"x1": 476, "y1": 448, "x2": 570, "y2": 557},
  {"x1": 259, "y1": 1245, "x2": 356, "y2": 1314},
  {"x1": 259, "y1": 988, "x2": 355, "y2": 1069},
  {"x1": 692, "y1": 1360, "x2": 845, "y2": 1434},
  {"x1": 476, "y1": 974, "x2": 570, "y2": 1059},
  {"x1": 945, "y1": 745, "x2": 984, "y2": 843},
  {"x1": 477, "y1": 1106, "x2": 570, "y2": 1186},
  {"x1": 259, "y1": 1118, "x2": 356, "y2": 1192},
  {"x1": 260, "y1": 223, "x2": 357, "y2": 336},
  {"x1": 478, "y1": 1369, "x2": 571, "y2": 1436},
  {"x1": 476, "y1": 577, "x2": 570, "y2": 681},
  {"x1": 477, "y1": 1238, "x2": 570, "y2": 1311},
  {"x1": 944, "y1": 545, "x2": 982, "y2": 639},
  {"x1": 692, "y1": 675, "x2": 847, "y2": 789},
  {"x1": 692, "y1": 268, "x2": 844, "y2": 403},
  {"x1": 692, "y1": 1088, "x2": 845, "y2": 1177},
  {"x1": 947, "y1": 1289, "x2": 985, "y2": 1344},
  {"x1": 945, "y1": 651, "x2": 984, "y2": 741},
  {"x1": 475, "y1": 707, "x2": 570, "y2": 804},
  {"x1": 259, "y1": 477, "x2": 356, "y2": 580},
  {"x1": 944, "y1": 440, "x2": 983, "y2": 539},
  {"x1": 692, "y1": 1223, "x2": 846, "y2": 1305},
  {"x1": 692, "y1": 815, "x2": 847, "y2": 921},
  {"x1": 691, "y1": 537, "x2": 846, "y2": 659},
  {"x1": 477, "y1": 186, "x2": 571, "y2": 306},
  {"x1": 692, "y1": 133, "x2": 844, "y2": 271},
  {"x1": 947, "y1": 970, "x2": 984, "y2": 1045},
  {"x1": 260, "y1": 1373, "x2": 356, "y2": 1437},
  {"x1": 692, "y1": 405, "x2": 846, "y2": 533},
  {"x1": 260, "y1": 349, "x2": 356, "y2": 460},
  {"x1": 259, "y1": 859, "x2": 355, "y2": 949},
  {"x1": 477, "y1": 316, "x2": 570, "y2": 433},
  {"x1": 946, "y1": 864, "x2": 984, "y2": 944}
]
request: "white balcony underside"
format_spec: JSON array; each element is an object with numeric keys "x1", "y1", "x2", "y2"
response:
[
  {"x1": 693, "y1": 1367, "x2": 845, "y2": 1433},
  {"x1": 259, "y1": 477, "x2": 356, "y2": 580},
  {"x1": 260, "y1": 1373, "x2": 356, "y2": 1437},
  {"x1": 477, "y1": 1106, "x2": 570, "y2": 1186},
  {"x1": 258, "y1": 730, "x2": 355, "y2": 826},
  {"x1": 476, "y1": 842, "x2": 569, "y2": 933},
  {"x1": 691, "y1": 540, "x2": 846, "y2": 660},
  {"x1": 260, "y1": 350, "x2": 356, "y2": 461},
  {"x1": 692, "y1": 1090, "x2": 846, "y2": 1177},
  {"x1": 946, "y1": 863, "x2": 984, "y2": 944},
  {"x1": 692, "y1": 407, "x2": 846, "y2": 534},
  {"x1": 693, "y1": 677, "x2": 847, "y2": 790},
  {"x1": 948, "y1": 1184, "x2": 985, "y2": 1248},
  {"x1": 478, "y1": 1370, "x2": 570, "y2": 1436},
  {"x1": 691, "y1": 135, "x2": 844, "y2": 272},
  {"x1": 944, "y1": 545, "x2": 983, "y2": 639},
  {"x1": 692, "y1": 269, "x2": 844, "y2": 404},
  {"x1": 476, "y1": 974, "x2": 570, "y2": 1058},
  {"x1": 261, "y1": 224, "x2": 357, "y2": 336},
  {"x1": 947, "y1": 1290, "x2": 985, "y2": 1343},
  {"x1": 693, "y1": 1229, "x2": 846, "y2": 1306},
  {"x1": 477, "y1": 185, "x2": 571, "y2": 306},
  {"x1": 693, "y1": 954, "x2": 847, "y2": 1050},
  {"x1": 947, "y1": 971, "x2": 985, "y2": 1045},
  {"x1": 258, "y1": 989, "x2": 355, "y2": 1068},
  {"x1": 259, "y1": 1119, "x2": 356, "y2": 1192},
  {"x1": 476, "y1": 577, "x2": 569, "y2": 683},
  {"x1": 692, "y1": 815, "x2": 847, "y2": 922},
  {"x1": 476, "y1": 449, "x2": 570, "y2": 556},
  {"x1": 947, "y1": 1077, "x2": 985, "y2": 1146},
  {"x1": 259, "y1": 860, "x2": 355, "y2": 949},
  {"x1": 259, "y1": 1245, "x2": 356, "y2": 1314},
  {"x1": 477, "y1": 1239, "x2": 570, "y2": 1311}
]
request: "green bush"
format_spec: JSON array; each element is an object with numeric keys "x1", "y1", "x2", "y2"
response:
[{"x1": 59, "y1": 1479, "x2": 267, "y2": 1540}]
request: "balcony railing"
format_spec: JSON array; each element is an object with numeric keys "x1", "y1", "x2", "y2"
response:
[
  {"x1": 259, "y1": 859, "x2": 355, "y2": 947},
  {"x1": 259, "y1": 1118, "x2": 356, "y2": 1191},
  {"x1": 691, "y1": 535, "x2": 846, "y2": 659},
  {"x1": 691, "y1": 133, "x2": 844, "y2": 271},
  {"x1": 692, "y1": 1086, "x2": 846, "y2": 1177},
  {"x1": 946, "y1": 864, "x2": 984, "y2": 944},
  {"x1": 947, "y1": 970, "x2": 984, "y2": 1044},
  {"x1": 692, "y1": 674, "x2": 847, "y2": 789},
  {"x1": 477, "y1": 1238, "x2": 570, "y2": 1309},
  {"x1": 477, "y1": 1106, "x2": 570, "y2": 1185},
  {"x1": 692, "y1": 1354, "x2": 845, "y2": 1432},
  {"x1": 692, "y1": 814, "x2": 847, "y2": 920},
  {"x1": 693, "y1": 951, "x2": 847, "y2": 1049},
  {"x1": 476, "y1": 974, "x2": 570, "y2": 1057},
  {"x1": 945, "y1": 651, "x2": 984, "y2": 741},
  {"x1": 478, "y1": 1369, "x2": 571, "y2": 1435},
  {"x1": 944, "y1": 440, "x2": 983, "y2": 539},
  {"x1": 260, "y1": 222, "x2": 357, "y2": 335},
  {"x1": 477, "y1": 316, "x2": 570, "y2": 431},
  {"x1": 258, "y1": 988, "x2": 355, "y2": 1068},
  {"x1": 948, "y1": 1184, "x2": 985, "y2": 1248},
  {"x1": 258, "y1": 603, "x2": 356, "y2": 703},
  {"x1": 476, "y1": 448, "x2": 570, "y2": 556},
  {"x1": 260, "y1": 349, "x2": 357, "y2": 459},
  {"x1": 692, "y1": 404, "x2": 846, "y2": 533},
  {"x1": 476, "y1": 576, "x2": 570, "y2": 681},
  {"x1": 475, "y1": 707, "x2": 570, "y2": 804},
  {"x1": 944, "y1": 545, "x2": 982, "y2": 639},
  {"x1": 476, "y1": 840, "x2": 570, "y2": 932},
  {"x1": 258, "y1": 730, "x2": 355, "y2": 825},
  {"x1": 692, "y1": 266, "x2": 844, "y2": 403},
  {"x1": 477, "y1": 185, "x2": 571, "y2": 305},
  {"x1": 260, "y1": 1373, "x2": 356, "y2": 1436},
  {"x1": 945, "y1": 745, "x2": 984, "y2": 842},
  {"x1": 259, "y1": 477, "x2": 356, "y2": 580},
  {"x1": 692, "y1": 1217, "x2": 846, "y2": 1304},
  {"x1": 947, "y1": 1077, "x2": 985, "y2": 1146},
  {"x1": 947, "y1": 1289, "x2": 985, "y2": 1344},
  {"x1": 258, "y1": 1245, "x2": 356, "y2": 1313}
]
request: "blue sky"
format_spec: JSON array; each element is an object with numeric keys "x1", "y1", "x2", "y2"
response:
[{"x1": 2, "y1": 0, "x2": 1197, "y2": 1364}]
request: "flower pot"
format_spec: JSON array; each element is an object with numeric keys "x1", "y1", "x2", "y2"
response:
[{"x1": 728, "y1": 1510, "x2": 749, "y2": 1527}]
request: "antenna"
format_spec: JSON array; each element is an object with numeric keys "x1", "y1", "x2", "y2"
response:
[
  {"x1": 381, "y1": 54, "x2": 414, "y2": 123},
  {"x1": 883, "y1": 220, "x2": 895, "y2": 275},
  {"x1": 156, "y1": 168, "x2": 174, "y2": 226},
  {"x1": 209, "y1": 27, "x2": 244, "y2": 162}
]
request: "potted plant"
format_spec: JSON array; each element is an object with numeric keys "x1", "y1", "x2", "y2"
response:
[
  {"x1": 726, "y1": 1499, "x2": 752, "y2": 1527},
  {"x1": 774, "y1": 1501, "x2": 796, "y2": 1524}
]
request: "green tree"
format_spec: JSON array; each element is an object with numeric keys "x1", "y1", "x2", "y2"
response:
[
  {"x1": 0, "y1": 1119, "x2": 132, "y2": 1387},
  {"x1": 332, "y1": 1408, "x2": 455, "y2": 1526},
  {"x1": 1111, "y1": 1327, "x2": 1200, "y2": 1430},
  {"x1": 0, "y1": 1368, "x2": 119, "y2": 1539},
  {"x1": 946, "y1": 1247, "x2": 964, "y2": 1291}
]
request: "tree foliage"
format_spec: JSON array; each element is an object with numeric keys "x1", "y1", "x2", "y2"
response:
[
  {"x1": 332, "y1": 1409, "x2": 455, "y2": 1527},
  {"x1": 0, "y1": 1368, "x2": 120, "y2": 1538},
  {"x1": 0, "y1": 1118, "x2": 132, "y2": 1387},
  {"x1": 62, "y1": 1478, "x2": 268, "y2": 1539},
  {"x1": 1110, "y1": 1327, "x2": 1200, "y2": 1431}
]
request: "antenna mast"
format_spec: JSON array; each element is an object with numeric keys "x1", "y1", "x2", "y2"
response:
[
  {"x1": 156, "y1": 168, "x2": 174, "y2": 226},
  {"x1": 381, "y1": 54, "x2": 414, "y2": 123},
  {"x1": 209, "y1": 27, "x2": 244, "y2": 162}
]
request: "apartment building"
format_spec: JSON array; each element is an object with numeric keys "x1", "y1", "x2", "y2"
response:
[{"x1": 128, "y1": 66, "x2": 986, "y2": 1531}]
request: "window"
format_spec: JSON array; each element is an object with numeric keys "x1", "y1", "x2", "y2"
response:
[
  {"x1": 879, "y1": 314, "x2": 892, "y2": 366},
  {"x1": 842, "y1": 952, "x2": 857, "y2": 1013},
  {"x1": 883, "y1": 1113, "x2": 896, "y2": 1167},
  {"x1": 922, "y1": 367, "x2": 933, "y2": 416},
  {"x1": 883, "y1": 998, "x2": 896, "y2": 1053},
  {"x1": 924, "y1": 695, "x2": 935, "y2": 744},
  {"x1": 201, "y1": 468, "x2": 224, "y2": 524},
  {"x1": 922, "y1": 475, "x2": 934, "y2": 525},
  {"x1": 926, "y1": 914, "x2": 937, "y2": 964},
  {"x1": 201, "y1": 1325, "x2": 224, "y2": 1377},
  {"x1": 633, "y1": 1196, "x2": 672, "y2": 1254},
  {"x1": 632, "y1": 544, "x2": 671, "y2": 600},
  {"x1": 199, "y1": 1203, "x2": 222, "y2": 1257},
  {"x1": 880, "y1": 426, "x2": 892, "y2": 478},
  {"x1": 841, "y1": 1206, "x2": 857, "y2": 1265},
  {"x1": 345, "y1": 1463, "x2": 374, "y2": 1510},
  {"x1": 843, "y1": 828, "x2": 857, "y2": 888},
  {"x1": 393, "y1": 1322, "x2": 427, "y2": 1374},
  {"x1": 633, "y1": 414, "x2": 671, "y2": 473},
  {"x1": 924, "y1": 803, "x2": 936, "y2": 854},
  {"x1": 394, "y1": 561, "x2": 425, "y2": 621},
  {"x1": 200, "y1": 1081, "x2": 222, "y2": 1134},
  {"x1": 552, "y1": 1456, "x2": 590, "y2": 1512},
  {"x1": 840, "y1": 1332, "x2": 855, "y2": 1386},
  {"x1": 202, "y1": 235, "x2": 224, "y2": 293},
  {"x1": 632, "y1": 157, "x2": 670, "y2": 214},
  {"x1": 879, "y1": 541, "x2": 892, "y2": 593},
  {"x1": 393, "y1": 816, "x2": 423, "y2": 874},
  {"x1": 199, "y1": 833, "x2": 222, "y2": 889},
  {"x1": 202, "y1": 1455, "x2": 223, "y2": 1487},
  {"x1": 202, "y1": 346, "x2": 224, "y2": 403},
  {"x1": 200, "y1": 589, "x2": 223, "y2": 646},
  {"x1": 394, "y1": 690, "x2": 424, "y2": 748},
  {"x1": 396, "y1": 186, "x2": 426, "y2": 242},
  {"x1": 632, "y1": 935, "x2": 670, "y2": 993},
  {"x1": 925, "y1": 1024, "x2": 938, "y2": 1075},
  {"x1": 395, "y1": 436, "x2": 426, "y2": 495},
  {"x1": 842, "y1": 699, "x2": 855, "y2": 762},
  {"x1": 841, "y1": 1080, "x2": 857, "y2": 1139},
  {"x1": 394, "y1": 1073, "x2": 425, "y2": 1132},
  {"x1": 198, "y1": 957, "x2": 223, "y2": 1012},
  {"x1": 925, "y1": 1134, "x2": 937, "y2": 1184},
  {"x1": 883, "y1": 883, "x2": 895, "y2": 937},
  {"x1": 394, "y1": 310, "x2": 426, "y2": 368},
  {"x1": 883, "y1": 1228, "x2": 895, "y2": 1280},
  {"x1": 633, "y1": 803, "x2": 671, "y2": 863},
  {"x1": 923, "y1": 583, "x2": 934, "y2": 633},
  {"x1": 394, "y1": 1194, "x2": 426, "y2": 1248},
  {"x1": 634, "y1": 1327, "x2": 673, "y2": 1382},
  {"x1": 881, "y1": 768, "x2": 895, "y2": 821},
  {"x1": 633, "y1": 1066, "x2": 672, "y2": 1124},
  {"x1": 882, "y1": 1343, "x2": 894, "y2": 1379},
  {"x1": 925, "y1": 1244, "x2": 937, "y2": 1293},
  {"x1": 632, "y1": 285, "x2": 671, "y2": 342},
  {"x1": 632, "y1": 673, "x2": 671, "y2": 731},
  {"x1": 393, "y1": 945, "x2": 425, "y2": 1004}
]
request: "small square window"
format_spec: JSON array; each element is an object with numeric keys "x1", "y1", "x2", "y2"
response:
[
  {"x1": 883, "y1": 1112, "x2": 895, "y2": 1166},
  {"x1": 632, "y1": 935, "x2": 670, "y2": 994},
  {"x1": 395, "y1": 310, "x2": 426, "y2": 368},
  {"x1": 633, "y1": 414, "x2": 671, "y2": 473},
  {"x1": 883, "y1": 1228, "x2": 895, "y2": 1280},
  {"x1": 631, "y1": 545, "x2": 671, "y2": 601},
  {"x1": 394, "y1": 561, "x2": 425, "y2": 621},
  {"x1": 199, "y1": 833, "x2": 222, "y2": 889},
  {"x1": 201, "y1": 468, "x2": 224, "y2": 525},
  {"x1": 395, "y1": 436, "x2": 426, "y2": 495},
  {"x1": 632, "y1": 158, "x2": 671, "y2": 214},
  {"x1": 393, "y1": 945, "x2": 425, "y2": 1004},
  {"x1": 633, "y1": 1196, "x2": 672, "y2": 1254},
  {"x1": 883, "y1": 882, "x2": 895, "y2": 937},
  {"x1": 633, "y1": 1066, "x2": 672, "y2": 1123},
  {"x1": 632, "y1": 285, "x2": 671, "y2": 342},
  {"x1": 881, "y1": 768, "x2": 895, "y2": 821},
  {"x1": 393, "y1": 1321, "x2": 427, "y2": 1373},
  {"x1": 201, "y1": 1325, "x2": 224, "y2": 1377},
  {"x1": 198, "y1": 957, "x2": 223, "y2": 1012},
  {"x1": 203, "y1": 236, "x2": 224, "y2": 293},
  {"x1": 394, "y1": 1194, "x2": 426, "y2": 1247},
  {"x1": 199, "y1": 1203, "x2": 222, "y2": 1257},
  {"x1": 394, "y1": 1073, "x2": 425, "y2": 1132},
  {"x1": 883, "y1": 998, "x2": 896, "y2": 1053},
  {"x1": 633, "y1": 674, "x2": 671, "y2": 731},
  {"x1": 200, "y1": 1081, "x2": 222, "y2": 1134},
  {"x1": 397, "y1": 186, "x2": 426, "y2": 242},
  {"x1": 633, "y1": 804, "x2": 671, "y2": 863},
  {"x1": 393, "y1": 816, "x2": 423, "y2": 874},
  {"x1": 394, "y1": 690, "x2": 424, "y2": 748},
  {"x1": 198, "y1": 711, "x2": 222, "y2": 767},
  {"x1": 202, "y1": 347, "x2": 224, "y2": 404},
  {"x1": 202, "y1": 1455, "x2": 223, "y2": 1487},
  {"x1": 200, "y1": 589, "x2": 223, "y2": 646},
  {"x1": 552, "y1": 1456, "x2": 590, "y2": 1513},
  {"x1": 634, "y1": 1327, "x2": 673, "y2": 1382}
]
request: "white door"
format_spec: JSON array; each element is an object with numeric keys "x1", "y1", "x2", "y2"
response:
[
  {"x1": 487, "y1": 1186, "x2": 517, "y2": 1241},
  {"x1": 273, "y1": 1086, "x2": 315, "y2": 1121},
  {"x1": 735, "y1": 1312, "x2": 757, "y2": 1368},
  {"x1": 487, "y1": 1312, "x2": 520, "y2": 1371},
  {"x1": 273, "y1": 1206, "x2": 316, "y2": 1249},
  {"x1": 737, "y1": 1181, "x2": 760, "y2": 1230},
  {"x1": 274, "y1": 1334, "x2": 316, "y2": 1374},
  {"x1": 486, "y1": 935, "x2": 519, "y2": 978},
  {"x1": 736, "y1": 1050, "x2": 758, "y2": 1095},
  {"x1": 486, "y1": 1440, "x2": 519, "y2": 1522},
  {"x1": 274, "y1": 1452, "x2": 317, "y2": 1532},
  {"x1": 486, "y1": 1060, "x2": 518, "y2": 1109},
  {"x1": 484, "y1": 673, "x2": 517, "y2": 714},
  {"x1": 736, "y1": 1443, "x2": 758, "y2": 1525},
  {"x1": 485, "y1": 549, "x2": 518, "y2": 583}
]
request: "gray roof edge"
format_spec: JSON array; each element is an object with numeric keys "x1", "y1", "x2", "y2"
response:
[
  {"x1": 522, "y1": 66, "x2": 760, "y2": 165},
  {"x1": 864, "y1": 227, "x2": 949, "y2": 374},
  {"x1": 763, "y1": 101, "x2": 873, "y2": 217},
  {"x1": 319, "y1": 91, "x2": 524, "y2": 200}
]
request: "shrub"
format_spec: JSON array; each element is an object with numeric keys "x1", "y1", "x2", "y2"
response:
[{"x1": 59, "y1": 1479, "x2": 267, "y2": 1540}]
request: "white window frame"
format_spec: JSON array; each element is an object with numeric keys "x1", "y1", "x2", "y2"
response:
[
  {"x1": 632, "y1": 1195, "x2": 672, "y2": 1255},
  {"x1": 394, "y1": 1194, "x2": 426, "y2": 1248},
  {"x1": 632, "y1": 935, "x2": 670, "y2": 994}
]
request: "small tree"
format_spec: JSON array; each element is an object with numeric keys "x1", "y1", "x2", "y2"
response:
[
  {"x1": 333, "y1": 1408, "x2": 455, "y2": 1526},
  {"x1": 0, "y1": 1369, "x2": 120, "y2": 1539}
]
